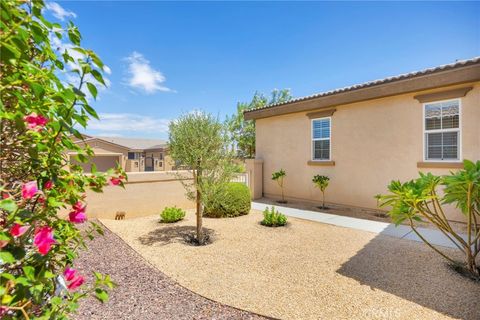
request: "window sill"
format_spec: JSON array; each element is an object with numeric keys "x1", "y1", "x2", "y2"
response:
[
  {"x1": 417, "y1": 161, "x2": 463, "y2": 169},
  {"x1": 307, "y1": 160, "x2": 335, "y2": 166}
]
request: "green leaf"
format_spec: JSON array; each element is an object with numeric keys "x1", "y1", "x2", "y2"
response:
[
  {"x1": 94, "y1": 288, "x2": 109, "y2": 303},
  {"x1": 86, "y1": 82, "x2": 98, "y2": 99},
  {"x1": 0, "y1": 199, "x2": 17, "y2": 212},
  {"x1": 90, "y1": 69, "x2": 106, "y2": 86},
  {"x1": 23, "y1": 266, "x2": 35, "y2": 280},
  {"x1": 0, "y1": 251, "x2": 15, "y2": 264}
]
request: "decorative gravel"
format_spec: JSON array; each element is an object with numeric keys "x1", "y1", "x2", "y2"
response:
[
  {"x1": 102, "y1": 210, "x2": 480, "y2": 320},
  {"x1": 73, "y1": 221, "x2": 268, "y2": 320}
]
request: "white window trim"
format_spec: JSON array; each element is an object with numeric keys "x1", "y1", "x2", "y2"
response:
[
  {"x1": 422, "y1": 98, "x2": 462, "y2": 162},
  {"x1": 311, "y1": 117, "x2": 332, "y2": 161}
]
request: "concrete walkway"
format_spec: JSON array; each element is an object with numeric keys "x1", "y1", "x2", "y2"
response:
[{"x1": 252, "y1": 202, "x2": 467, "y2": 249}]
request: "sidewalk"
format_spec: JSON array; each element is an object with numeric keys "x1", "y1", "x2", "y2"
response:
[{"x1": 252, "y1": 202, "x2": 467, "y2": 249}]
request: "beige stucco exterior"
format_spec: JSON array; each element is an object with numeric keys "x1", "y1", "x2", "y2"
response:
[{"x1": 256, "y1": 82, "x2": 480, "y2": 222}]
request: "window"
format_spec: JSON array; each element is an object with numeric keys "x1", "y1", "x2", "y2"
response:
[
  {"x1": 312, "y1": 117, "x2": 331, "y2": 161},
  {"x1": 424, "y1": 99, "x2": 460, "y2": 161},
  {"x1": 128, "y1": 152, "x2": 135, "y2": 160}
]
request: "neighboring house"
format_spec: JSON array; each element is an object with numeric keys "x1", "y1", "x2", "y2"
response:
[
  {"x1": 244, "y1": 57, "x2": 480, "y2": 222},
  {"x1": 71, "y1": 135, "x2": 174, "y2": 172}
]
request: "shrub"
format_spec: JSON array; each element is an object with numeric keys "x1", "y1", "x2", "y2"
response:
[
  {"x1": 261, "y1": 206, "x2": 287, "y2": 227},
  {"x1": 204, "y1": 182, "x2": 251, "y2": 218},
  {"x1": 160, "y1": 207, "x2": 186, "y2": 223},
  {"x1": 377, "y1": 160, "x2": 480, "y2": 279},
  {"x1": 0, "y1": 1, "x2": 121, "y2": 317},
  {"x1": 312, "y1": 175, "x2": 330, "y2": 209},
  {"x1": 272, "y1": 169, "x2": 287, "y2": 203}
]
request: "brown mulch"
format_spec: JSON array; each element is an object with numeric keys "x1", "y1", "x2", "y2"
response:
[{"x1": 72, "y1": 222, "x2": 268, "y2": 320}]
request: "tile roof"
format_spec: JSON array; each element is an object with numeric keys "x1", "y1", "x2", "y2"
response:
[
  {"x1": 92, "y1": 136, "x2": 167, "y2": 150},
  {"x1": 244, "y1": 56, "x2": 480, "y2": 114}
]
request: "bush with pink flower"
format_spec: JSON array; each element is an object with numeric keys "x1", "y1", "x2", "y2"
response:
[{"x1": 0, "y1": 1, "x2": 125, "y2": 318}]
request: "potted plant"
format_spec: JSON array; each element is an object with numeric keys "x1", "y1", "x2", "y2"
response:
[
  {"x1": 272, "y1": 169, "x2": 287, "y2": 203},
  {"x1": 312, "y1": 175, "x2": 329, "y2": 209}
]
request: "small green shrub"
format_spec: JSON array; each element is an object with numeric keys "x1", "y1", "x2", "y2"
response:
[
  {"x1": 160, "y1": 206, "x2": 186, "y2": 223},
  {"x1": 261, "y1": 206, "x2": 287, "y2": 227},
  {"x1": 204, "y1": 182, "x2": 251, "y2": 218}
]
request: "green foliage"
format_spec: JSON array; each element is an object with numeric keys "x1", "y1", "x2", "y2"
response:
[
  {"x1": 226, "y1": 89, "x2": 292, "y2": 158},
  {"x1": 261, "y1": 206, "x2": 287, "y2": 227},
  {"x1": 0, "y1": 1, "x2": 125, "y2": 317},
  {"x1": 377, "y1": 160, "x2": 480, "y2": 278},
  {"x1": 313, "y1": 175, "x2": 330, "y2": 208},
  {"x1": 271, "y1": 169, "x2": 287, "y2": 202},
  {"x1": 312, "y1": 175, "x2": 329, "y2": 191},
  {"x1": 204, "y1": 182, "x2": 251, "y2": 218},
  {"x1": 168, "y1": 111, "x2": 235, "y2": 244},
  {"x1": 160, "y1": 206, "x2": 186, "y2": 223}
]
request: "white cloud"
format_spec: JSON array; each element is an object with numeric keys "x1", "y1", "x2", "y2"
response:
[
  {"x1": 103, "y1": 65, "x2": 112, "y2": 75},
  {"x1": 124, "y1": 52, "x2": 174, "y2": 94},
  {"x1": 88, "y1": 113, "x2": 170, "y2": 134},
  {"x1": 45, "y1": 2, "x2": 77, "y2": 21}
]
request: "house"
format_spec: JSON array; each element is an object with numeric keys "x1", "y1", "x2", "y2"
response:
[
  {"x1": 71, "y1": 135, "x2": 175, "y2": 172},
  {"x1": 244, "y1": 57, "x2": 480, "y2": 222}
]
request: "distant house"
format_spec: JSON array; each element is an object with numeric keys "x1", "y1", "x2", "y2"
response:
[
  {"x1": 244, "y1": 57, "x2": 480, "y2": 222},
  {"x1": 71, "y1": 135, "x2": 174, "y2": 172}
]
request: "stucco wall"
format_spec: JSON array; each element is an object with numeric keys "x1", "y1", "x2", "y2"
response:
[
  {"x1": 79, "y1": 171, "x2": 194, "y2": 219},
  {"x1": 256, "y1": 83, "x2": 480, "y2": 222}
]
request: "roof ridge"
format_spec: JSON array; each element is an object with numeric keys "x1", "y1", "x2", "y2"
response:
[{"x1": 245, "y1": 56, "x2": 480, "y2": 113}]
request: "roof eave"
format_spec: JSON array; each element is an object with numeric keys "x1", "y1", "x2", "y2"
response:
[{"x1": 244, "y1": 62, "x2": 480, "y2": 120}]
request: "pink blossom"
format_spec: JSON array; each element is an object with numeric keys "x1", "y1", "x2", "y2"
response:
[
  {"x1": 67, "y1": 275, "x2": 84, "y2": 290},
  {"x1": 33, "y1": 226, "x2": 55, "y2": 255},
  {"x1": 44, "y1": 180, "x2": 53, "y2": 190},
  {"x1": 10, "y1": 223, "x2": 29, "y2": 237},
  {"x1": 2, "y1": 193, "x2": 10, "y2": 199},
  {"x1": 63, "y1": 267, "x2": 77, "y2": 281},
  {"x1": 21, "y1": 181, "x2": 38, "y2": 199},
  {"x1": 24, "y1": 112, "x2": 48, "y2": 131},
  {"x1": 109, "y1": 177, "x2": 122, "y2": 186},
  {"x1": 69, "y1": 201, "x2": 87, "y2": 223}
]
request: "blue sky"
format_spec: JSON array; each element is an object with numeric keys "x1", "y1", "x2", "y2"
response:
[{"x1": 44, "y1": 1, "x2": 480, "y2": 139}]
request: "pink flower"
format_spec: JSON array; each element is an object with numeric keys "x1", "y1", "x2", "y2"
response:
[
  {"x1": 44, "y1": 180, "x2": 53, "y2": 190},
  {"x1": 2, "y1": 193, "x2": 10, "y2": 199},
  {"x1": 108, "y1": 177, "x2": 122, "y2": 186},
  {"x1": 21, "y1": 181, "x2": 38, "y2": 199},
  {"x1": 10, "y1": 223, "x2": 29, "y2": 237},
  {"x1": 67, "y1": 275, "x2": 84, "y2": 290},
  {"x1": 69, "y1": 201, "x2": 87, "y2": 223},
  {"x1": 33, "y1": 226, "x2": 55, "y2": 255},
  {"x1": 24, "y1": 112, "x2": 48, "y2": 131},
  {"x1": 63, "y1": 267, "x2": 77, "y2": 281},
  {"x1": 63, "y1": 267, "x2": 85, "y2": 290}
]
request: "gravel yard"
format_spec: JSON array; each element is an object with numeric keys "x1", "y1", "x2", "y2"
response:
[
  {"x1": 101, "y1": 210, "x2": 479, "y2": 320},
  {"x1": 73, "y1": 221, "x2": 268, "y2": 320}
]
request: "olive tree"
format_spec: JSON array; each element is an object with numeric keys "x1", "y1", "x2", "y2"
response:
[
  {"x1": 168, "y1": 112, "x2": 234, "y2": 244},
  {"x1": 377, "y1": 160, "x2": 480, "y2": 278}
]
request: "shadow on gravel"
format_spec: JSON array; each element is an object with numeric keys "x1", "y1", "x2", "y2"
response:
[
  {"x1": 138, "y1": 225, "x2": 215, "y2": 246},
  {"x1": 337, "y1": 233, "x2": 480, "y2": 320}
]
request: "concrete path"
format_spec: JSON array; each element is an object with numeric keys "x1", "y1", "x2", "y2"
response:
[{"x1": 252, "y1": 202, "x2": 467, "y2": 249}]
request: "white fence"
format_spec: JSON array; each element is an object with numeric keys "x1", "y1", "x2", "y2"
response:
[{"x1": 232, "y1": 173, "x2": 249, "y2": 186}]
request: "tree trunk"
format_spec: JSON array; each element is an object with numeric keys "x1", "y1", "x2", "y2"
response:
[
  {"x1": 322, "y1": 191, "x2": 325, "y2": 209},
  {"x1": 195, "y1": 167, "x2": 204, "y2": 244},
  {"x1": 196, "y1": 188, "x2": 204, "y2": 244}
]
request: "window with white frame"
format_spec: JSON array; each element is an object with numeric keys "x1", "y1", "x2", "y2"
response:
[
  {"x1": 424, "y1": 99, "x2": 460, "y2": 161},
  {"x1": 312, "y1": 117, "x2": 331, "y2": 160}
]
